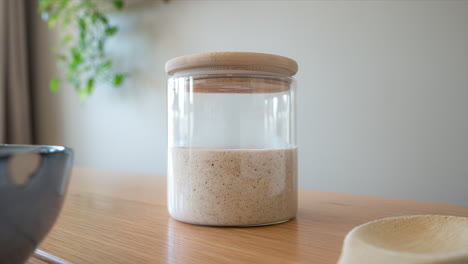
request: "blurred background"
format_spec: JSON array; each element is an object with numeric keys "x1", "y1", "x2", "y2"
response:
[{"x1": 2, "y1": 0, "x2": 468, "y2": 205}]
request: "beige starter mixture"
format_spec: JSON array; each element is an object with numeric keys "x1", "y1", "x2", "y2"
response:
[{"x1": 168, "y1": 147, "x2": 297, "y2": 226}]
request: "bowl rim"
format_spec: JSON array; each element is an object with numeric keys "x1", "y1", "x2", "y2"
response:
[
  {"x1": 0, "y1": 144, "x2": 71, "y2": 154},
  {"x1": 344, "y1": 215, "x2": 468, "y2": 260}
]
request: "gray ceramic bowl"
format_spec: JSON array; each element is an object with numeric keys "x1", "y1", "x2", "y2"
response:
[{"x1": 0, "y1": 145, "x2": 73, "y2": 264}]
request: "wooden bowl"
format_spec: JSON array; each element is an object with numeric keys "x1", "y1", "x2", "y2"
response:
[{"x1": 338, "y1": 215, "x2": 468, "y2": 264}]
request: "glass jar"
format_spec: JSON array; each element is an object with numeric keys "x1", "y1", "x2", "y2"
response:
[{"x1": 166, "y1": 52, "x2": 298, "y2": 226}]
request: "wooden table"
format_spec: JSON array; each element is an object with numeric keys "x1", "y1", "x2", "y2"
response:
[{"x1": 28, "y1": 168, "x2": 468, "y2": 264}]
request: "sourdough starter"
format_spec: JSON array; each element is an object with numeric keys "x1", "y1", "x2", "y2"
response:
[{"x1": 168, "y1": 147, "x2": 297, "y2": 226}]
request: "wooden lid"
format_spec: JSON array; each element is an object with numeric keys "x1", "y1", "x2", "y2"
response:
[{"x1": 165, "y1": 52, "x2": 298, "y2": 77}]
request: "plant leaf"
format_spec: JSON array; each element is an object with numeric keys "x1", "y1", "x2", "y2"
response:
[
  {"x1": 99, "y1": 15, "x2": 109, "y2": 25},
  {"x1": 78, "y1": 18, "x2": 86, "y2": 30},
  {"x1": 38, "y1": 0, "x2": 52, "y2": 12},
  {"x1": 101, "y1": 61, "x2": 112, "y2": 70},
  {"x1": 91, "y1": 13, "x2": 98, "y2": 24},
  {"x1": 86, "y1": 78, "x2": 95, "y2": 94},
  {"x1": 48, "y1": 15, "x2": 58, "y2": 28},
  {"x1": 113, "y1": 74, "x2": 125, "y2": 86},
  {"x1": 98, "y1": 39, "x2": 105, "y2": 53},
  {"x1": 50, "y1": 77, "x2": 60, "y2": 92},
  {"x1": 60, "y1": 34, "x2": 73, "y2": 46},
  {"x1": 39, "y1": 0, "x2": 125, "y2": 101},
  {"x1": 105, "y1": 26, "x2": 118, "y2": 36},
  {"x1": 113, "y1": 0, "x2": 124, "y2": 10},
  {"x1": 63, "y1": 5, "x2": 79, "y2": 27},
  {"x1": 69, "y1": 53, "x2": 83, "y2": 70},
  {"x1": 71, "y1": 47, "x2": 81, "y2": 58},
  {"x1": 79, "y1": 89, "x2": 88, "y2": 102},
  {"x1": 79, "y1": 32, "x2": 87, "y2": 49},
  {"x1": 59, "y1": 0, "x2": 69, "y2": 9}
]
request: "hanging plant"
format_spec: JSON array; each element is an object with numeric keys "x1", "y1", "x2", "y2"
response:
[{"x1": 39, "y1": 0, "x2": 127, "y2": 101}]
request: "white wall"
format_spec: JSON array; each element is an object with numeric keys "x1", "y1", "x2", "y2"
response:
[{"x1": 30, "y1": 0, "x2": 468, "y2": 205}]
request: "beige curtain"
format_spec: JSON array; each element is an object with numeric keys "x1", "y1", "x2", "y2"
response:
[{"x1": 0, "y1": 0, "x2": 33, "y2": 144}]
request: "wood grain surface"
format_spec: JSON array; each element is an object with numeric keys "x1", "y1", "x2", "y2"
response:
[
  {"x1": 165, "y1": 52, "x2": 298, "y2": 76},
  {"x1": 28, "y1": 168, "x2": 468, "y2": 264}
]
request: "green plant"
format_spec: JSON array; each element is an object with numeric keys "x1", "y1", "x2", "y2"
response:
[{"x1": 39, "y1": 0, "x2": 127, "y2": 101}]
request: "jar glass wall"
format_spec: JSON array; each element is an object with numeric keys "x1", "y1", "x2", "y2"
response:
[{"x1": 167, "y1": 73, "x2": 297, "y2": 226}]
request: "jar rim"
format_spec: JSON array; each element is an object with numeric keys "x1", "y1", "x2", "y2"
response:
[{"x1": 168, "y1": 73, "x2": 295, "y2": 94}]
